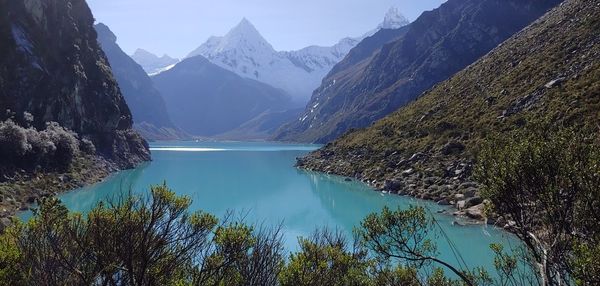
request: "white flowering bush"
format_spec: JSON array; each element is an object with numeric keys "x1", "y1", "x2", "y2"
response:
[{"x1": 0, "y1": 115, "x2": 95, "y2": 172}]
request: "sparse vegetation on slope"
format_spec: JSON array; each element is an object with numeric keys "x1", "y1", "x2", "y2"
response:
[{"x1": 299, "y1": 0, "x2": 600, "y2": 217}]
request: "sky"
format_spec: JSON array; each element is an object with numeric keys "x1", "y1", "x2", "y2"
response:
[{"x1": 87, "y1": 0, "x2": 445, "y2": 58}]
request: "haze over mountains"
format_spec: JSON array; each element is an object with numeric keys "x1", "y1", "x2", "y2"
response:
[
  {"x1": 120, "y1": 7, "x2": 411, "y2": 140},
  {"x1": 95, "y1": 23, "x2": 188, "y2": 141},
  {"x1": 152, "y1": 56, "x2": 292, "y2": 137},
  {"x1": 183, "y1": 8, "x2": 409, "y2": 103},
  {"x1": 131, "y1": 49, "x2": 179, "y2": 75}
]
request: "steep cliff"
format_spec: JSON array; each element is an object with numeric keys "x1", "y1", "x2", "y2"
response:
[
  {"x1": 0, "y1": 0, "x2": 149, "y2": 166},
  {"x1": 0, "y1": 0, "x2": 150, "y2": 220},
  {"x1": 95, "y1": 23, "x2": 188, "y2": 141}
]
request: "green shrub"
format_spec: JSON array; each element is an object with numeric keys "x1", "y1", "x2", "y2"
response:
[
  {"x1": 476, "y1": 127, "x2": 600, "y2": 285},
  {"x1": 279, "y1": 229, "x2": 372, "y2": 286}
]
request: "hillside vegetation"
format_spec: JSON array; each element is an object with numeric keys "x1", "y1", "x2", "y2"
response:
[{"x1": 299, "y1": 0, "x2": 600, "y2": 212}]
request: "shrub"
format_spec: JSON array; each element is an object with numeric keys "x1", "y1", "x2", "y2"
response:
[
  {"x1": 0, "y1": 184, "x2": 287, "y2": 286},
  {"x1": 0, "y1": 120, "x2": 31, "y2": 161},
  {"x1": 43, "y1": 122, "x2": 80, "y2": 167},
  {"x1": 279, "y1": 229, "x2": 372, "y2": 286},
  {"x1": 24, "y1": 127, "x2": 56, "y2": 167},
  {"x1": 476, "y1": 127, "x2": 600, "y2": 285},
  {"x1": 0, "y1": 119, "x2": 83, "y2": 172},
  {"x1": 79, "y1": 138, "x2": 96, "y2": 155}
]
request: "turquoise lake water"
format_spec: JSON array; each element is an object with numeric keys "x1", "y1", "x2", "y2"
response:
[{"x1": 37, "y1": 141, "x2": 521, "y2": 274}]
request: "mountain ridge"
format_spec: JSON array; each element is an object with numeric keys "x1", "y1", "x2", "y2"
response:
[
  {"x1": 131, "y1": 48, "x2": 179, "y2": 75},
  {"x1": 95, "y1": 23, "x2": 188, "y2": 141},
  {"x1": 297, "y1": 0, "x2": 597, "y2": 213},
  {"x1": 152, "y1": 55, "x2": 294, "y2": 137},
  {"x1": 275, "y1": 0, "x2": 562, "y2": 143},
  {"x1": 186, "y1": 8, "x2": 410, "y2": 102}
]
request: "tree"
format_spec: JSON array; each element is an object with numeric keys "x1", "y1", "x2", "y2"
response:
[
  {"x1": 279, "y1": 228, "x2": 373, "y2": 286},
  {"x1": 0, "y1": 183, "x2": 286, "y2": 286},
  {"x1": 192, "y1": 218, "x2": 284, "y2": 286},
  {"x1": 475, "y1": 128, "x2": 600, "y2": 286},
  {"x1": 357, "y1": 206, "x2": 490, "y2": 286}
]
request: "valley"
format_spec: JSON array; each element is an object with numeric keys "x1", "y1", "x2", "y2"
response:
[{"x1": 0, "y1": 0, "x2": 598, "y2": 284}]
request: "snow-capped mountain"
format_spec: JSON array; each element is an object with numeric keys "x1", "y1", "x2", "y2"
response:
[
  {"x1": 363, "y1": 7, "x2": 411, "y2": 37},
  {"x1": 283, "y1": 37, "x2": 360, "y2": 74},
  {"x1": 378, "y1": 7, "x2": 410, "y2": 29},
  {"x1": 131, "y1": 49, "x2": 179, "y2": 75},
  {"x1": 187, "y1": 8, "x2": 409, "y2": 103},
  {"x1": 187, "y1": 18, "x2": 318, "y2": 102}
]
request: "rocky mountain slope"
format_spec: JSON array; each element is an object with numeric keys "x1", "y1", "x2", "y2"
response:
[
  {"x1": 0, "y1": 0, "x2": 150, "y2": 221},
  {"x1": 298, "y1": 0, "x2": 598, "y2": 218},
  {"x1": 187, "y1": 9, "x2": 409, "y2": 103},
  {"x1": 152, "y1": 56, "x2": 293, "y2": 137},
  {"x1": 95, "y1": 23, "x2": 188, "y2": 140},
  {"x1": 131, "y1": 48, "x2": 179, "y2": 75},
  {"x1": 276, "y1": 0, "x2": 563, "y2": 143}
]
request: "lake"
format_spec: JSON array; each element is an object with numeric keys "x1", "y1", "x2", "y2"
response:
[{"x1": 44, "y1": 141, "x2": 521, "y2": 274}]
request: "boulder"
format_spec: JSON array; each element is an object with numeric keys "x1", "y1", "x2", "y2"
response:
[
  {"x1": 384, "y1": 179, "x2": 404, "y2": 191},
  {"x1": 545, "y1": 77, "x2": 566, "y2": 88},
  {"x1": 464, "y1": 204, "x2": 485, "y2": 220},
  {"x1": 463, "y1": 188, "x2": 477, "y2": 198},
  {"x1": 441, "y1": 141, "x2": 466, "y2": 155},
  {"x1": 459, "y1": 182, "x2": 478, "y2": 189},
  {"x1": 26, "y1": 195, "x2": 37, "y2": 204},
  {"x1": 464, "y1": 197, "x2": 484, "y2": 209},
  {"x1": 437, "y1": 198, "x2": 451, "y2": 206},
  {"x1": 424, "y1": 177, "x2": 438, "y2": 185}
]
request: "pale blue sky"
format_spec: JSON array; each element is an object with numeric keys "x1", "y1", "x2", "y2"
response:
[{"x1": 87, "y1": 0, "x2": 445, "y2": 58}]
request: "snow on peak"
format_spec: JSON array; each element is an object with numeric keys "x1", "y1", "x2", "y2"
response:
[
  {"x1": 232, "y1": 18, "x2": 258, "y2": 35},
  {"x1": 188, "y1": 18, "x2": 275, "y2": 59},
  {"x1": 131, "y1": 48, "x2": 179, "y2": 75},
  {"x1": 363, "y1": 7, "x2": 410, "y2": 38},
  {"x1": 379, "y1": 7, "x2": 410, "y2": 30}
]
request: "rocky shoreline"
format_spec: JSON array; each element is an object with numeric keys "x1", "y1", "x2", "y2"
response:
[
  {"x1": 296, "y1": 147, "x2": 494, "y2": 225},
  {"x1": 0, "y1": 155, "x2": 131, "y2": 231}
]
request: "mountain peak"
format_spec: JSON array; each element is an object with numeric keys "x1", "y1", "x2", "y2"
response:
[
  {"x1": 228, "y1": 17, "x2": 263, "y2": 39},
  {"x1": 239, "y1": 17, "x2": 252, "y2": 27},
  {"x1": 131, "y1": 48, "x2": 179, "y2": 75},
  {"x1": 133, "y1": 48, "x2": 153, "y2": 57},
  {"x1": 188, "y1": 17, "x2": 275, "y2": 59},
  {"x1": 95, "y1": 22, "x2": 117, "y2": 44},
  {"x1": 378, "y1": 7, "x2": 410, "y2": 29},
  {"x1": 133, "y1": 48, "x2": 177, "y2": 61}
]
